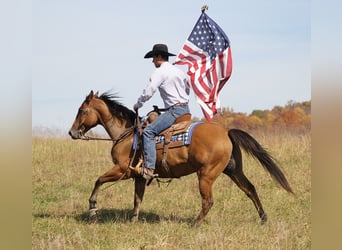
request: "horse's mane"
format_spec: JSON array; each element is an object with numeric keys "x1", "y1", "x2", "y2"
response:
[{"x1": 98, "y1": 92, "x2": 136, "y2": 125}]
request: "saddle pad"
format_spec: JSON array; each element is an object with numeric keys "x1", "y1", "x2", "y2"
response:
[{"x1": 154, "y1": 121, "x2": 203, "y2": 147}]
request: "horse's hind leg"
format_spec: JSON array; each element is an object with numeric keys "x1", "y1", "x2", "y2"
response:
[
  {"x1": 224, "y1": 159, "x2": 267, "y2": 224},
  {"x1": 193, "y1": 175, "x2": 215, "y2": 226},
  {"x1": 88, "y1": 166, "x2": 122, "y2": 217}
]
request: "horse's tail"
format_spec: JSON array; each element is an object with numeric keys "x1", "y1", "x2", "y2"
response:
[{"x1": 228, "y1": 129, "x2": 294, "y2": 194}]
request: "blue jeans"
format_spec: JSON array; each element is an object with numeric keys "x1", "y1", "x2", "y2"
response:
[{"x1": 143, "y1": 105, "x2": 190, "y2": 169}]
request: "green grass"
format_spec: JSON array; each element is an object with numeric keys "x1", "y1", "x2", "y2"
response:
[{"x1": 32, "y1": 130, "x2": 311, "y2": 249}]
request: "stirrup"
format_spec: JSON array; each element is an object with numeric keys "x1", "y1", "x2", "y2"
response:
[{"x1": 129, "y1": 159, "x2": 143, "y2": 175}]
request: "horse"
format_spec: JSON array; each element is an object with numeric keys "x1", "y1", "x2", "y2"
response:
[{"x1": 68, "y1": 90, "x2": 294, "y2": 226}]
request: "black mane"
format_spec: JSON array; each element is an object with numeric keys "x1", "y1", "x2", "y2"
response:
[{"x1": 98, "y1": 92, "x2": 136, "y2": 126}]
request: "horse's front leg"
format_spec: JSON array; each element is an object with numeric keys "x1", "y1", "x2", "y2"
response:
[
  {"x1": 131, "y1": 177, "x2": 146, "y2": 222},
  {"x1": 88, "y1": 166, "x2": 123, "y2": 217}
]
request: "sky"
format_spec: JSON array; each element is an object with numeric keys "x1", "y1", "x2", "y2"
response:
[{"x1": 32, "y1": 0, "x2": 310, "y2": 134}]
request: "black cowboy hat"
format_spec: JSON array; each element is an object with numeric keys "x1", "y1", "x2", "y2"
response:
[{"x1": 144, "y1": 44, "x2": 176, "y2": 58}]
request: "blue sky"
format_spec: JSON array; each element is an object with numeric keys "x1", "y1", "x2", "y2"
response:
[{"x1": 32, "y1": 0, "x2": 310, "y2": 132}]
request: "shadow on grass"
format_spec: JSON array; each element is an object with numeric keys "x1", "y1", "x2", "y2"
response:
[
  {"x1": 74, "y1": 208, "x2": 194, "y2": 225},
  {"x1": 34, "y1": 208, "x2": 194, "y2": 225}
]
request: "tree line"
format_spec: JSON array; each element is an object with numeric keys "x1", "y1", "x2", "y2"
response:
[{"x1": 195, "y1": 100, "x2": 311, "y2": 132}]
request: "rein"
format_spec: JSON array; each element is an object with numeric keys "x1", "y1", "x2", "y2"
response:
[{"x1": 80, "y1": 126, "x2": 135, "y2": 145}]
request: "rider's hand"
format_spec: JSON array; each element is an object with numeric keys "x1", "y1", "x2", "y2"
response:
[{"x1": 133, "y1": 103, "x2": 139, "y2": 111}]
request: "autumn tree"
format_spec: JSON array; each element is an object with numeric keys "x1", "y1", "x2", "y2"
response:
[{"x1": 208, "y1": 100, "x2": 311, "y2": 132}]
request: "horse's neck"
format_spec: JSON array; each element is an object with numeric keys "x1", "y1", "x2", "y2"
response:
[
  {"x1": 102, "y1": 117, "x2": 128, "y2": 139},
  {"x1": 96, "y1": 103, "x2": 134, "y2": 139},
  {"x1": 102, "y1": 112, "x2": 132, "y2": 139}
]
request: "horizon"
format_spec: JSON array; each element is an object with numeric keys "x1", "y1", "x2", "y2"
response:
[{"x1": 32, "y1": 98, "x2": 311, "y2": 137}]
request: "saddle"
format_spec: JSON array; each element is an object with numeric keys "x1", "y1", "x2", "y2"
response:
[
  {"x1": 145, "y1": 112, "x2": 193, "y2": 171},
  {"x1": 131, "y1": 112, "x2": 202, "y2": 177},
  {"x1": 154, "y1": 113, "x2": 192, "y2": 150}
]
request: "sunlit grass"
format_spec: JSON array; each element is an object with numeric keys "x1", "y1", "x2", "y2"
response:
[{"x1": 32, "y1": 129, "x2": 311, "y2": 249}]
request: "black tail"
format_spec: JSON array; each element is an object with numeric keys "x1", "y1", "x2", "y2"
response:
[{"x1": 228, "y1": 129, "x2": 294, "y2": 194}]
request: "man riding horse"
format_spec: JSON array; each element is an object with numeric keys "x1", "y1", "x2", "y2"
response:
[
  {"x1": 68, "y1": 45, "x2": 294, "y2": 225},
  {"x1": 133, "y1": 44, "x2": 191, "y2": 182}
]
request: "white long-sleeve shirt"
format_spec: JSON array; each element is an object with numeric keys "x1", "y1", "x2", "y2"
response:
[{"x1": 136, "y1": 62, "x2": 190, "y2": 109}]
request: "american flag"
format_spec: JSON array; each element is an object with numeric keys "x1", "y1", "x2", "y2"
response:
[{"x1": 174, "y1": 12, "x2": 232, "y2": 121}]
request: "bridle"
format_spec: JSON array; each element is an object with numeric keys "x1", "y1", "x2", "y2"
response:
[
  {"x1": 80, "y1": 126, "x2": 135, "y2": 146},
  {"x1": 78, "y1": 109, "x2": 140, "y2": 145}
]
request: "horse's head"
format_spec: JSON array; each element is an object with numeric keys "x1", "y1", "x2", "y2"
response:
[{"x1": 68, "y1": 90, "x2": 100, "y2": 139}]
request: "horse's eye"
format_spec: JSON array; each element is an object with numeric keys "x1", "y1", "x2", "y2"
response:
[{"x1": 79, "y1": 108, "x2": 90, "y2": 115}]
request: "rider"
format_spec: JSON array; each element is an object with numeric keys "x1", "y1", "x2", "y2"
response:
[{"x1": 133, "y1": 44, "x2": 190, "y2": 181}]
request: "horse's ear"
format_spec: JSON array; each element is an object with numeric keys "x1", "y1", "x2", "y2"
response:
[
  {"x1": 94, "y1": 91, "x2": 99, "y2": 97},
  {"x1": 86, "y1": 90, "x2": 94, "y2": 103}
]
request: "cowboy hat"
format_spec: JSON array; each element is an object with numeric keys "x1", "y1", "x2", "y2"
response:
[{"x1": 144, "y1": 44, "x2": 176, "y2": 58}]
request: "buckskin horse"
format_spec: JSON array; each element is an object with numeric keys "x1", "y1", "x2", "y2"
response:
[{"x1": 68, "y1": 90, "x2": 294, "y2": 226}]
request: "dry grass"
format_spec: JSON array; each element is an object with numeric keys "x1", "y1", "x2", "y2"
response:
[{"x1": 32, "y1": 129, "x2": 311, "y2": 249}]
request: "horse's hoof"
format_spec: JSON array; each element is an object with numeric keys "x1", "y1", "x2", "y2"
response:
[
  {"x1": 191, "y1": 219, "x2": 202, "y2": 227},
  {"x1": 130, "y1": 215, "x2": 138, "y2": 223},
  {"x1": 260, "y1": 213, "x2": 268, "y2": 224},
  {"x1": 89, "y1": 208, "x2": 98, "y2": 218}
]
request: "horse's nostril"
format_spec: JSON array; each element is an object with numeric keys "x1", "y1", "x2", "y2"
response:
[{"x1": 68, "y1": 130, "x2": 72, "y2": 137}]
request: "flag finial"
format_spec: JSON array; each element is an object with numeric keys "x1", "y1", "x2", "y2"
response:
[{"x1": 201, "y1": 5, "x2": 208, "y2": 13}]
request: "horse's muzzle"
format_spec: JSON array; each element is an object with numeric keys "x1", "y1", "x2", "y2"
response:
[{"x1": 68, "y1": 129, "x2": 82, "y2": 140}]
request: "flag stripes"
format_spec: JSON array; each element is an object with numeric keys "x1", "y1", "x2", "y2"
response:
[{"x1": 174, "y1": 12, "x2": 232, "y2": 120}]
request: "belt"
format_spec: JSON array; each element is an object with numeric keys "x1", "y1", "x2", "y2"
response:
[
  {"x1": 153, "y1": 103, "x2": 188, "y2": 113},
  {"x1": 172, "y1": 102, "x2": 188, "y2": 108}
]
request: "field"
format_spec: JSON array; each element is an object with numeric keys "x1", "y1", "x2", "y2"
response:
[{"x1": 32, "y1": 129, "x2": 311, "y2": 249}]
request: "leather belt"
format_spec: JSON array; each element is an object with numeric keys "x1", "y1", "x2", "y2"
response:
[
  {"x1": 152, "y1": 103, "x2": 188, "y2": 113},
  {"x1": 172, "y1": 102, "x2": 188, "y2": 108}
]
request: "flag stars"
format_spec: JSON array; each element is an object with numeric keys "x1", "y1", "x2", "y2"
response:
[{"x1": 187, "y1": 14, "x2": 230, "y2": 61}]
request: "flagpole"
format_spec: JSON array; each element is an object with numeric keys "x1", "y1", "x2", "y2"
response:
[{"x1": 201, "y1": 5, "x2": 208, "y2": 13}]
